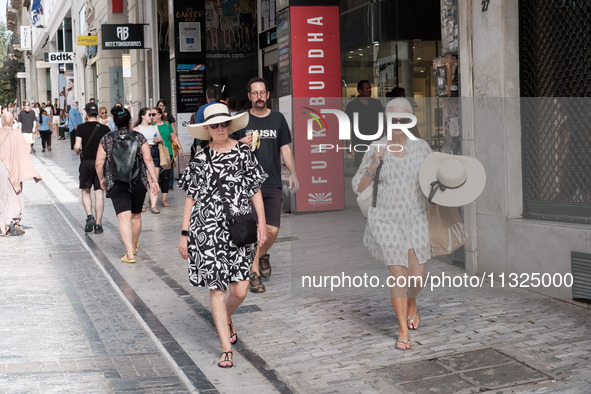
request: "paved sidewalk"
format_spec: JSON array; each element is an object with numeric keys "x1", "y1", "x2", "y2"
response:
[{"x1": 1, "y1": 138, "x2": 590, "y2": 393}]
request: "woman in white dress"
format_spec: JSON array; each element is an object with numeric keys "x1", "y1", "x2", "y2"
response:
[{"x1": 352, "y1": 98, "x2": 432, "y2": 350}]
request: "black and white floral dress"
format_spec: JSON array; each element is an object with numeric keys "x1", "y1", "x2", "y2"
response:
[{"x1": 179, "y1": 143, "x2": 267, "y2": 290}]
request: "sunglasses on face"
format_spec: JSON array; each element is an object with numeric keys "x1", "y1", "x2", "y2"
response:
[
  {"x1": 209, "y1": 121, "x2": 230, "y2": 129},
  {"x1": 392, "y1": 118, "x2": 412, "y2": 124},
  {"x1": 149, "y1": 113, "x2": 158, "y2": 117}
]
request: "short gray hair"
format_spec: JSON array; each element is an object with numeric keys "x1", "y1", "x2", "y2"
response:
[{"x1": 385, "y1": 98, "x2": 413, "y2": 114}]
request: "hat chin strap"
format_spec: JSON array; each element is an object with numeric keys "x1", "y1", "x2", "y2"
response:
[{"x1": 428, "y1": 179, "x2": 466, "y2": 204}]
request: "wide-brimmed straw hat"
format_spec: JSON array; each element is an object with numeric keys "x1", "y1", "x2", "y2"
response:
[
  {"x1": 186, "y1": 103, "x2": 248, "y2": 140},
  {"x1": 419, "y1": 152, "x2": 486, "y2": 207}
]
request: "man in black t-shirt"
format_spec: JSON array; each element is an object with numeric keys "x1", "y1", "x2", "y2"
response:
[
  {"x1": 74, "y1": 102, "x2": 110, "y2": 234},
  {"x1": 344, "y1": 80, "x2": 384, "y2": 167},
  {"x1": 232, "y1": 77, "x2": 299, "y2": 293},
  {"x1": 17, "y1": 101, "x2": 38, "y2": 153}
]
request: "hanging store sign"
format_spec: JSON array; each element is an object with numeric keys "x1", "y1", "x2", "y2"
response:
[
  {"x1": 102, "y1": 24, "x2": 144, "y2": 49},
  {"x1": 20, "y1": 26, "x2": 32, "y2": 50},
  {"x1": 44, "y1": 52, "x2": 75, "y2": 63},
  {"x1": 77, "y1": 35, "x2": 98, "y2": 45},
  {"x1": 290, "y1": 6, "x2": 344, "y2": 212}
]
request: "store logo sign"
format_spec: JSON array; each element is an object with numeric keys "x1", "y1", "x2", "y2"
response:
[
  {"x1": 102, "y1": 24, "x2": 144, "y2": 50},
  {"x1": 308, "y1": 192, "x2": 333, "y2": 206},
  {"x1": 46, "y1": 52, "x2": 74, "y2": 63},
  {"x1": 117, "y1": 27, "x2": 129, "y2": 41}
]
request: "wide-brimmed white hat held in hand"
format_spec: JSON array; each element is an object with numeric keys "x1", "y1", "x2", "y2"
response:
[{"x1": 419, "y1": 152, "x2": 486, "y2": 207}]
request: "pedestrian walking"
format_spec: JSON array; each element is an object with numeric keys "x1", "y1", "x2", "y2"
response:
[
  {"x1": 179, "y1": 104, "x2": 267, "y2": 368},
  {"x1": 134, "y1": 107, "x2": 163, "y2": 213},
  {"x1": 231, "y1": 77, "x2": 299, "y2": 293},
  {"x1": 68, "y1": 102, "x2": 84, "y2": 150},
  {"x1": 151, "y1": 106, "x2": 184, "y2": 207},
  {"x1": 345, "y1": 80, "x2": 385, "y2": 167},
  {"x1": 107, "y1": 102, "x2": 123, "y2": 132},
  {"x1": 17, "y1": 101, "x2": 37, "y2": 153},
  {"x1": 74, "y1": 102, "x2": 110, "y2": 234},
  {"x1": 98, "y1": 107, "x2": 109, "y2": 126},
  {"x1": 53, "y1": 98, "x2": 61, "y2": 135},
  {"x1": 37, "y1": 104, "x2": 52, "y2": 152},
  {"x1": 95, "y1": 106, "x2": 160, "y2": 263},
  {"x1": 58, "y1": 110, "x2": 68, "y2": 140},
  {"x1": 190, "y1": 87, "x2": 219, "y2": 159},
  {"x1": 0, "y1": 111, "x2": 42, "y2": 236},
  {"x1": 352, "y1": 98, "x2": 432, "y2": 350}
]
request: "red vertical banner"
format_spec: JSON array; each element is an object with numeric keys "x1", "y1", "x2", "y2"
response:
[
  {"x1": 290, "y1": 6, "x2": 344, "y2": 212},
  {"x1": 112, "y1": 0, "x2": 123, "y2": 13}
]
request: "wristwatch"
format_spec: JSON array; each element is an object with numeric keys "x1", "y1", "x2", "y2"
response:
[
  {"x1": 364, "y1": 169, "x2": 375, "y2": 177},
  {"x1": 181, "y1": 230, "x2": 189, "y2": 236}
]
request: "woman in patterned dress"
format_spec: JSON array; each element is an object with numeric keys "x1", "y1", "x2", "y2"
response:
[
  {"x1": 352, "y1": 98, "x2": 432, "y2": 351},
  {"x1": 178, "y1": 103, "x2": 267, "y2": 368}
]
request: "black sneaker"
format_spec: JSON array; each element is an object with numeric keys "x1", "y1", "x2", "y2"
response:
[
  {"x1": 94, "y1": 224, "x2": 103, "y2": 234},
  {"x1": 260, "y1": 254, "x2": 272, "y2": 278},
  {"x1": 85, "y1": 215, "x2": 96, "y2": 232},
  {"x1": 249, "y1": 272, "x2": 266, "y2": 293}
]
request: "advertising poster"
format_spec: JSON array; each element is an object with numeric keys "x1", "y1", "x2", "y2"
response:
[
  {"x1": 176, "y1": 63, "x2": 205, "y2": 113},
  {"x1": 179, "y1": 22, "x2": 201, "y2": 52},
  {"x1": 174, "y1": 0, "x2": 206, "y2": 113},
  {"x1": 109, "y1": 67, "x2": 124, "y2": 104},
  {"x1": 205, "y1": 0, "x2": 255, "y2": 52}
]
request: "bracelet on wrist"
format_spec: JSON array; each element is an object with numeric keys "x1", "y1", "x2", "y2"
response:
[
  {"x1": 181, "y1": 230, "x2": 189, "y2": 236},
  {"x1": 364, "y1": 169, "x2": 375, "y2": 177}
]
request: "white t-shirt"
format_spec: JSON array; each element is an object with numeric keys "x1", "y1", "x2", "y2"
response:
[{"x1": 137, "y1": 124, "x2": 157, "y2": 145}]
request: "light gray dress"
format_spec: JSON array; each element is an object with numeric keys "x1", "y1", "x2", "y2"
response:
[{"x1": 352, "y1": 137, "x2": 432, "y2": 266}]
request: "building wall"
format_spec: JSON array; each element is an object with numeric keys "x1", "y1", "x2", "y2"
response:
[{"x1": 461, "y1": 0, "x2": 591, "y2": 299}]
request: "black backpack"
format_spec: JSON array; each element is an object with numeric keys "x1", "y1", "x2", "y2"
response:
[{"x1": 109, "y1": 131, "x2": 142, "y2": 188}]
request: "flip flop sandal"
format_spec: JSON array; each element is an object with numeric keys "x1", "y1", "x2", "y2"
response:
[
  {"x1": 121, "y1": 255, "x2": 136, "y2": 263},
  {"x1": 395, "y1": 338, "x2": 411, "y2": 351},
  {"x1": 218, "y1": 351, "x2": 233, "y2": 368},
  {"x1": 151, "y1": 207, "x2": 161, "y2": 214},
  {"x1": 229, "y1": 324, "x2": 238, "y2": 344},
  {"x1": 407, "y1": 311, "x2": 420, "y2": 330}
]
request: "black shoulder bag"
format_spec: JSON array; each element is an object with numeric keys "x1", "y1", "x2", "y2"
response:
[{"x1": 204, "y1": 147, "x2": 258, "y2": 247}]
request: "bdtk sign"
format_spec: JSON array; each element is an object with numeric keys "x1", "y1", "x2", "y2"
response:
[{"x1": 45, "y1": 52, "x2": 75, "y2": 63}]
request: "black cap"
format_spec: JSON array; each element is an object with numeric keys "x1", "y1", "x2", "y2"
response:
[{"x1": 85, "y1": 102, "x2": 98, "y2": 116}]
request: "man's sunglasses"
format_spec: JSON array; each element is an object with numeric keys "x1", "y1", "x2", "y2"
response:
[
  {"x1": 209, "y1": 121, "x2": 230, "y2": 129},
  {"x1": 149, "y1": 113, "x2": 159, "y2": 117}
]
